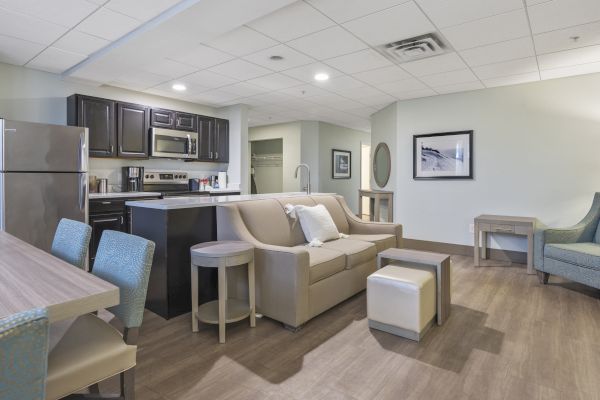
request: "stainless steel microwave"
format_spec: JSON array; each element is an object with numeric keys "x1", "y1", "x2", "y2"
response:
[{"x1": 150, "y1": 128, "x2": 198, "y2": 159}]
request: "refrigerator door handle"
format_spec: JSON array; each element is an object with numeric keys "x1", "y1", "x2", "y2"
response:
[
  {"x1": 79, "y1": 173, "x2": 87, "y2": 212},
  {"x1": 79, "y1": 131, "x2": 88, "y2": 172}
]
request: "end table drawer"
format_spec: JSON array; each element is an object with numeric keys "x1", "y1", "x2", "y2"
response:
[{"x1": 491, "y1": 224, "x2": 514, "y2": 233}]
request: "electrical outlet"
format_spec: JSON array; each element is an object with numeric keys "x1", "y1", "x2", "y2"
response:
[{"x1": 469, "y1": 223, "x2": 475, "y2": 233}]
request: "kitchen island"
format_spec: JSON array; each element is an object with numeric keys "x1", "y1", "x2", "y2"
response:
[{"x1": 127, "y1": 192, "x2": 332, "y2": 319}]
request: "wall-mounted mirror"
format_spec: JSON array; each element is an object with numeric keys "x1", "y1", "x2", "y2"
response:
[{"x1": 373, "y1": 142, "x2": 391, "y2": 188}]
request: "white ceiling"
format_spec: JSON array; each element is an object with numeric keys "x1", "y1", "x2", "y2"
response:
[{"x1": 2, "y1": 0, "x2": 600, "y2": 132}]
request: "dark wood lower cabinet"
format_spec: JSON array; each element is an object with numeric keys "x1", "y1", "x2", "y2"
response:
[{"x1": 89, "y1": 212, "x2": 125, "y2": 267}]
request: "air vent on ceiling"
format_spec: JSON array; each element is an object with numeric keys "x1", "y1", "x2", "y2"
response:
[{"x1": 376, "y1": 33, "x2": 448, "y2": 63}]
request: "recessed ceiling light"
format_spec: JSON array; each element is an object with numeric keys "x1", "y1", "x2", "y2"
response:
[
  {"x1": 172, "y1": 83, "x2": 186, "y2": 91},
  {"x1": 314, "y1": 73, "x2": 329, "y2": 81}
]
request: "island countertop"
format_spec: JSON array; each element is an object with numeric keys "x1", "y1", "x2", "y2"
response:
[{"x1": 126, "y1": 192, "x2": 334, "y2": 210}]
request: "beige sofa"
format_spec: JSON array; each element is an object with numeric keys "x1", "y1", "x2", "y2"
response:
[{"x1": 216, "y1": 194, "x2": 402, "y2": 329}]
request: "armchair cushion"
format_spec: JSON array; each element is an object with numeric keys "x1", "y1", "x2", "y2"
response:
[
  {"x1": 347, "y1": 233, "x2": 396, "y2": 253},
  {"x1": 322, "y1": 238, "x2": 377, "y2": 269},
  {"x1": 545, "y1": 243, "x2": 600, "y2": 271},
  {"x1": 293, "y1": 245, "x2": 346, "y2": 284}
]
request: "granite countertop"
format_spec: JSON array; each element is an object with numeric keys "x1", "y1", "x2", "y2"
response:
[
  {"x1": 209, "y1": 188, "x2": 241, "y2": 193},
  {"x1": 126, "y1": 192, "x2": 334, "y2": 210},
  {"x1": 89, "y1": 192, "x2": 162, "y2": 199}
]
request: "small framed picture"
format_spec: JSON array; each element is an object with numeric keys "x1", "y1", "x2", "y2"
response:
[
  {"x1": 332, "y1": 149, "x2": 351, "y2": 179},
  {"x1": 413, "y1": 131, "x2": 473, "y2": 180}
]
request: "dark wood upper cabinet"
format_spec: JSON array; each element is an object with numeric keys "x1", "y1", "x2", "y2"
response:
[
  {"x1": 68, "y1": 95, "x2": 116, "y2": 158},
  {"x1": 175, "y1": 112, "x2": 197, "y2": 132},
  {"x1": 150, "y1": 108, "x2": 175, "y2": 129},
  {"x1": 197, "y1": 116, "x2": 214, "y2": 161},
  {"x1": 214, "y1": 118, "x2": 229, "y2": 163},
  {"x1": 117, "y1": 102, "x2": 149, "y2": 158}
]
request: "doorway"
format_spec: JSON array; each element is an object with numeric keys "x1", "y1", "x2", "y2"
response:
[
  {"x1": 360, "y1": 142, "x2": 371, "y2": 220},
  {"x1": 250, "y1": 139, "x2": 283, "y2": 194}
]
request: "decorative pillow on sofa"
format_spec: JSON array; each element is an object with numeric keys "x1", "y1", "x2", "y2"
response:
[{"x1": 293, "y1": 204, "x2": 340, "y2": 244}]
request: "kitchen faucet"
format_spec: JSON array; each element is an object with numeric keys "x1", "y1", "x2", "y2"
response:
[{"x1": 294, "y1": 164, "x2": 311, "y2": 194}]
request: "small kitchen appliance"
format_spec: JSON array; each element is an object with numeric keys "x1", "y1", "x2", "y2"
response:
[
  {"x1": 123, "y1": 166, "x2": 144, "y2": 192},
  {"x1": 143, "y1": 171, "x2": 209, "y2": 198}
]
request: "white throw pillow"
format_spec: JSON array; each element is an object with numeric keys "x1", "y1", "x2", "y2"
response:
[{"x1": 294, "y1": 204, "x2": 340, "y2": 243}]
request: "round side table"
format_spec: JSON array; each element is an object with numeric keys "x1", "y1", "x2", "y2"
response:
[{"x1": 190, "y1": 241, "x2": 255, "y2": 343}]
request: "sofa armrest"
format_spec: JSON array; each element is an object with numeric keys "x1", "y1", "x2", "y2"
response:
[
  {"x1": 334, "y1": 196, "x2": 403, "y2": 248},
  {"x1": 216, "y1": 205, "x2": 310, "y2": 327}
]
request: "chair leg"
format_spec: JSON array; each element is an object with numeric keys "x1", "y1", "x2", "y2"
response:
[
  {"x1": 537, "y1": 271, "x2": 550, "y2": 284},
  {"x1": 120, "y1": 368, "x2": 135, "y2": 400}
]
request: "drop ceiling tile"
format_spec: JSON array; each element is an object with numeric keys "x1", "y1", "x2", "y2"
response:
[
  {"x1": 247, "y1": 1, "x2": 335, "y2": 42},
  {"x1": 332, "y1": 84, "x2": 388, "y2": 98},
  {"x1": 325, "y1": 49, "x2": 393, "y2": 74},
  {"x1": 53, "y1": 30, "x2": 109, "y2": 55},
  {"x1": 251, "y1": 91, "x2": 297, "y2": 105},
  {"x1": 306, "y1": 0, "x2": 410, "y2": 23},
  {"x1": 184, "y1": 70, "x2": 238, "y2": 88},
  {"x1": 434, "y1": 81, "x2": 484, "y2": 94},
  {"x1": 540, "y1": 61, "x2": 600, "y2": 80},
  {"x1": 482, "y1": 71, "x2": 539, "y2": 87},
  {"x1": 247, "y1": 73, "x2": 303, "y2": 90},
  {"x1": 219, "y1": 82, "x2": 269, "y2": 97},
  {"x1": 420, "y1": 69, "x2": 478, "y2": 86},
  {"x1": 345, "y1": 106, "x2": 378, "y2": 118},
  {"x1": 352, "y1": 65, "x2": 412, "y2": 85},
  {"x1": 170, "y1": 44, "x2": 235, "y2": 69},
  {"x1": 538, "y1": 45, "x2": 600, "y2": 70},
  {"x1": 105, "y1": 0, "x2": 181, "y2": 22},
  {"x1": 207, "y1": 59, "x2": 271, "y2": 80},
  {"x1": 528, "y1": 0, "x2": 600, "y2": 34},
  {"x1": 328, "y1": 98, "x2": 365, "y2": 111},
  {"x1": 415, "y1": 0, "x2": 523, "y2": 28},
  {"x1": 0, "y1": 34, "x2": 44, "y2": 65},
  {"x1": 315, "y1": 74, "x2": 364, "y2": 91},
  {"x1": 281, "y1": 62, "x2": 343, "y2": 82},
  {"x1": 26, "y1": 46, "x2": 87, "y2": 73},
  {"x1": 472, "y1": 57, "x2": 538, "y2": 79},
  {"x1": 114, "y1": 70, "x2": 171, "y2": 89},
  {"x1": 442, "y1": 9, "x2": 530, "y2": 50},
  {"x1": 534, "y1": 21, "x2": 600, "y2": 55},
  {"x1": 236, "y1": 96, "x2": 271, "y2": 107},
  {"x1": 401, "y1": 52, "x2": 466, "y2": 77},
  {"x1": 242, "y1": 44, "x2": 313, "y2": 71},
  {"x1": 286, "y1": 26, "x2": 368, "y2": 60},
  {"x1": 395, "y1": 88, "x2": 437, "y2": 100},
  {"x1": 357, "y1": 92, "x2": 396, "y2": 107},
  {"x1": 188, "y1": 89, "x2": 241, "y2": 104},
  {"x1": 460, "y1": 37, "x2": 534, "y2": 67},
  {"x1": 0, "y1": 7, "x2": 68, "y2": 45},
  {"x1": 152, "y1": 79, "x2": 210, "y2": 95},
  {"x1": 141, "y1": 58, "x2": 198, "y2": 77},
  {"x1": 206, "y1": 26, "x2": 278, "y2": 57},
  {"x1": 76, "y1": 7, "x2": 141, "y2": 41},
  {"x1": 343, "y1": 2, "x2": 434, "y2": 46},
  {"x1": 375, "y1": 77, "x2": 427, "y2": 95},
  {"x1": 278, "y1": 83, "x2": 333, "y2": 98},
  {"x1": 0, "y1": 0, "x2": 98, "y2": 27}
]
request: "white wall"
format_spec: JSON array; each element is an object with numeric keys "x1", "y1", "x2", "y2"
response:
[
  {"x1": 370, "y1": 103, "x2": 397, "y2": 191},
  {"x1": 371, "y1": 72, "x2": 600, "y2": 252},
  {"x1": 218, "y1": 104, "x2": 248, "y2": 192}
]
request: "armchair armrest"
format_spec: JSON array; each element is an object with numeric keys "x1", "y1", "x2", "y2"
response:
[{"x1": 534, "y1": 221, "x2": 589, "y2": 268}]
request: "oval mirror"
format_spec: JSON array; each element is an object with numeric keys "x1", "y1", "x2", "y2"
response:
[{"x1": 373, "y1": 142, "x2": 391, "y2": 187}]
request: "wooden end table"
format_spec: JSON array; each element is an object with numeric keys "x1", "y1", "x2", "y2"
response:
[
  {"x1": 474, "y1": 215, "x2": 537, "y2": 274},
  {"x1": 190, "y1": 241, "x2": 255, "y2": 343},
  {"x1": 377, "y1": 248, "x2": 451, "y2": 325},
  {"x1": 358, "y1": 189, "x2": 394, "y2": 222}
]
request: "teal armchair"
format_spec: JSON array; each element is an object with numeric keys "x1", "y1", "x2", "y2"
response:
[{"x1": 534, "y1": 193, "x2": 600, "y2": 289}]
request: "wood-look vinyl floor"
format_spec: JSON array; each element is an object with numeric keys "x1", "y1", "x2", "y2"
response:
[{"x1": 99, "y1": 256, "x2": 600, "y2": 399}]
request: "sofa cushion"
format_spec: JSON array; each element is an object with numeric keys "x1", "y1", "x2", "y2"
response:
[
  {"x1": 276, "y1": 197, "x2": 316, "y2": 246},
  {"x1": 348, "y1": 234, "x2": 396, "y2": 253},
  {"x1": 293, "y1": 245, "x2": 346, "y2": 284},
  {"x1": 236, "y1": 199, "x2": 294, "y2": 247},
  {"x1": 544, "y1": 242, "x2": 600, "y2": 271},
  {"x1": 322, "y1": 238, "x2": 376, "y2": 269},
  {"x1": 312, "y1": 196, "x2": 350, "y2": 234}
]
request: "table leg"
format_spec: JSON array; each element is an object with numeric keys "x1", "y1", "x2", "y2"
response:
[
  {"x1": 248, "y1": 259, "x2": 256, "y2": 327},
  {"x1": 527, "y1": 231, "x2": 534, "y2": 274},
  {"x1": 481, "y1": 231, "x2": 488, "y2": 260},
  {"x1": 374, "y1": 197, "x2": 381, "y2": 223},
  {"x1": 218, "y1": 264, "x2": 227, "y2": 344},
  {"x1": 387, "y1": 195, "x2": 393, "y2": 222},
  {"x1": 437, "y1": 259, "x2": 451, "y2": 325},
  {"x1": 191, "y1": 264, "x2": 198, "y2": 332},
  {"x1": 474, "y1": 223, "x2": 480, "y2": 267},
  {"x1": 358, "y1": 194, "x2": 363, "y2": 219}
]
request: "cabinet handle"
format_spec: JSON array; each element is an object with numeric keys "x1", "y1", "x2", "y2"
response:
[
  {"x1": 210, "y1": 151, "x2": 213, "y2": 159},
  {"x1": 94, "y1": 217, "x2": 119, "y2": 223},
  {"x1": 120, "y1": 216, "x2": 124, "y2": 225},
  {"x1": 110, "y1": 145, "x2": 114, "y2": 154},
  {"x1": 215, "y1": 152, "x2": 218, "y2": 159},
  {"x1": 101, "y1": 201, "x2": 111, "y2": 205}
]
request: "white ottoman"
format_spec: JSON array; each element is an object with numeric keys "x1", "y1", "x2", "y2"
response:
[{"x1": 367, "y1": 264, "x2": 436, "y2": 341}]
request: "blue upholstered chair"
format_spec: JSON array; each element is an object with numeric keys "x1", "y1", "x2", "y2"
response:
[
  {"x1": 534, "y1": 193, "x2": 600, "y2": 289},
  {"x1": 0, "y1": 308, "x2": 49, "y2": 400},
  {"x1": 51, "y1": 218, "x2": 92, "y2": 269},
  {"x1": 45, "y1": 230, "x2": 155, "y2": 400}
]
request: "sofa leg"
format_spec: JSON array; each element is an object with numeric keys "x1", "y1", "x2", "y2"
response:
[
  {"x1": 537, "y1": 271, "x2": 550, "y2": 284},
  {"x1": 283, "y1": 323, "x2": 304, "y2": 333}
]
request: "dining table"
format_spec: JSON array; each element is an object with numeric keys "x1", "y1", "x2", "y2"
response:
[{"x1": 0, "y1": 230, "x2": 119, "y2": 324}]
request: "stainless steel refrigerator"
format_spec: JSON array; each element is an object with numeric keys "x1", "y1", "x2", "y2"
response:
[{"x1": 0, "y1": 119, "x2": 88, "y2": 252}]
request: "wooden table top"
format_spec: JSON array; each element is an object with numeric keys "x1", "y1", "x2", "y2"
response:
[
  {"x1": 191, "y1": 241, "x2": 254, "y2": 258},
  {"x1": 378, "y1": 248, "x2": 450, "y2": 265},
  {"x1": 475, "y1": 214, "x2": 537, "y2": 225},
  {"x1": 0, "y1": 231, "x2": 119, "y2": 322}
]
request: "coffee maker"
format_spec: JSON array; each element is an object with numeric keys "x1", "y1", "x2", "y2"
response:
[{"x1": 122, "y1": 166, "x2": 144, "y2": 192}]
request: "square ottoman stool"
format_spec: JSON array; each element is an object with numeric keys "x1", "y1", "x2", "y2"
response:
[{"x1": 367, "y1": 264, "x2": 436, "y2": 341}]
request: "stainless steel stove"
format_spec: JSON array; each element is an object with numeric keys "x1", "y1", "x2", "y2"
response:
[{"x1": 143, "y1": 171, "x2": 209, "y2": 198}]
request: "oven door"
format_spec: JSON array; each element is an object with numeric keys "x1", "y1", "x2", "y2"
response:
[{"x1": 150, "y1": 128, "x2": 198, "y2": 159}]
